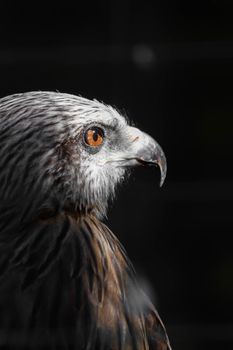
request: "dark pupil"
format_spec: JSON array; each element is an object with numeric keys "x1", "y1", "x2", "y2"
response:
[{"x1": 93, "y1": 129, "x2": 99, "y2": 142}]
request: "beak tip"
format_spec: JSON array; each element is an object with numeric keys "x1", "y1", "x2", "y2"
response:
[
  {"x1": 159, "y1": 172, "x2": 166, "y2": 187},
  {"x1": 158, "y1": 159, "x2": 167, "y2": 187},
  {"x1": 159, "y1": 174, "x2": 166, "y2": 187}
]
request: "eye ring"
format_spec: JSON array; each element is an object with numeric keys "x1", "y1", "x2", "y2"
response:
[{"x1": 84, "y1": 126, "x2": 105, "y2": 147}]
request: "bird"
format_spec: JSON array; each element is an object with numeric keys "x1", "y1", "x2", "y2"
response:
[{"x1": 0, "y1": 91, "x2": 171, "y2": 350}]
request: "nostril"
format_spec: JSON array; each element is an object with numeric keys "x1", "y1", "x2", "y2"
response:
[{"x1": 131, "y1": 136, "x2": 139, "y2": 143}]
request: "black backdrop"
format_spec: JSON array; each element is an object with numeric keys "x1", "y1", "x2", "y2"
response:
[{"x1": 0, "y1": 1, "x2": 233, "y2": 349}]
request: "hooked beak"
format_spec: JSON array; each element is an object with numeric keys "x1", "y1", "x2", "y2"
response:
[{"x1": 124, "y1": 127, "x2": 167, "y2": 187}]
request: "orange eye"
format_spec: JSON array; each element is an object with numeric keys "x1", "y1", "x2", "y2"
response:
[{"x1": 84, "y1": 127, "x2": 104, "y2": 147}]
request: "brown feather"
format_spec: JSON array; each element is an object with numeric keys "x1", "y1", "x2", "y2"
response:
[{"x1": 0, "y1": 210, "x2": 171, "y2": 350}]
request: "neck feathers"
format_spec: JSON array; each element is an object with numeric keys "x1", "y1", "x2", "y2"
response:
[{"x1": 0, "y1": 211, "x2": 170, "y2": 350}]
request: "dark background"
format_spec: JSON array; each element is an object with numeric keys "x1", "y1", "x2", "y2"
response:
[{"x1": 0, "y1": 1, "x2": 233, "y2": 349}]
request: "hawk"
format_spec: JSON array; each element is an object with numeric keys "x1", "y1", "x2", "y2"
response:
[{"x1": 0, "y1": 92, "x2": 171, "y2": 350}]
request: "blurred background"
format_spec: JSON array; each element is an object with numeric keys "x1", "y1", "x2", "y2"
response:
[{"x1": 0, "y1": 1, "x2": 233, "y2": 349}]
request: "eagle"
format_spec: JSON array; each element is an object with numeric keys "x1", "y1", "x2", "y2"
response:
[{"x1": 0, "y1": 91, "x2": 171, "y2": 350}]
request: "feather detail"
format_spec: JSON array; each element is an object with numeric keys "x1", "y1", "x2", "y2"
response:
[{"x1": 0, "y1": 212, "x2": 171, "y2": 349}]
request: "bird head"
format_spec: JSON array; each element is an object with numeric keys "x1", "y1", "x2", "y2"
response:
[{"x1": 0, "y1": 92, "x2": 166, "y2": 220}]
